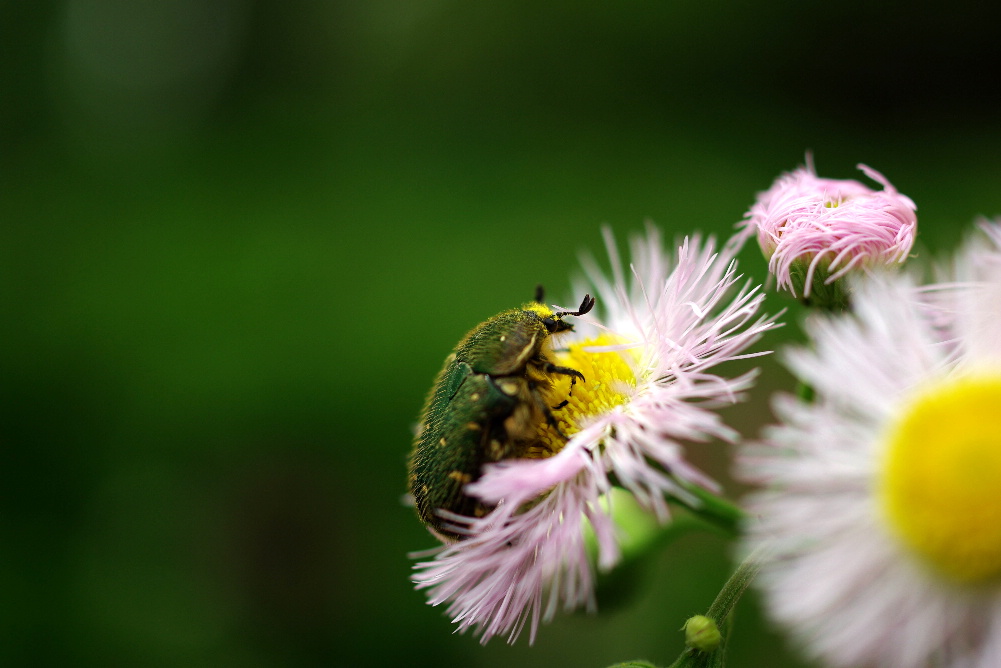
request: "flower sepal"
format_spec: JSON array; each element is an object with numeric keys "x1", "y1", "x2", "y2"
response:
[{"x1": 785, "y1": 257, "x2": 852, "y2": 310}]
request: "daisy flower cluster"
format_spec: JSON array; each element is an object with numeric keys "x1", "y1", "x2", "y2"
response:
[
  {"x1": 406, "y1": 154, "x2": 1001, "y2": 668},
  {"x1": 739, "y1": 221, "x2": 1001, "y2": 668},
  {"x1": 410, "y1": 226, "x2": 779, "y2": 644},
  {"x1": 741, "y1": 158, "x2": 917, "y2": 307}
]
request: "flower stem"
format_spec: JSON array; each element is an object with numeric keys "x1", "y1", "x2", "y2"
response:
[
  {"x1": 665, "y1": 546, "x2": 766, "y2": 668},
  {"x1": 671, "y1": 481, "x2": 746, "y2": 538},
  {"x1": 704, "y1": 546, "x2": 764, "y2": 622}
]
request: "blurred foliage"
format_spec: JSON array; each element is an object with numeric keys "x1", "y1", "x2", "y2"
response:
[{"x1": 4, "y1": 2, "x2": 1001, "y2": 667}]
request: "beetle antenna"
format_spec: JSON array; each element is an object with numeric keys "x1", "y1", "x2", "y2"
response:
[
  {"x1": 534, "y1": 284, "x2": 545, "y2": 303},
  {"x1": 555, "y1": 294, "x2": 595, "y2": 318}
]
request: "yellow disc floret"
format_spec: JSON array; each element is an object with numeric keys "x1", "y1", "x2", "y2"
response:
[
  {"x1": 880, "y1": 373, "x2": 1001, "y2": 584},
  {"x1": 528, "y1": 335, "x2": 637, "y2": 457}
]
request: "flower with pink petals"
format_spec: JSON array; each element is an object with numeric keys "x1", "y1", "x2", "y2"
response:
[
  {"x1": 742, "y1": 159, "x2": 917, "y2": 307},
  {"x1": 411, "y1": 226, "x2": 779, "y2": 644}
]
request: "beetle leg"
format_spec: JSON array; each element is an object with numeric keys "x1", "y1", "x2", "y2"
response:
[
  {"x1": 543, "y1": 363, "x2": 585, "y2": 381},
  {"x1": 528, "y1": 381, "x2": 568, "y2": 439},
  {"x1": 534, "y1": 359, "x2": 585, "y2": 409},
  {"x1": 543, "y1": 363, "x2": 585, "y2": 390},
  {"x1": 544, "y1": 404, "x2": 568, "y2": 440}
]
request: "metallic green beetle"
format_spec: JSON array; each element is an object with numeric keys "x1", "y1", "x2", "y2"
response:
[{"x1": 408, "y1": 288, "x2": 596, "y2": 541}]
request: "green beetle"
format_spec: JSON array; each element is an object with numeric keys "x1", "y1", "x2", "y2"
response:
[{"x1": 408, "y1": 288, "x2": 596, "y2": 541}]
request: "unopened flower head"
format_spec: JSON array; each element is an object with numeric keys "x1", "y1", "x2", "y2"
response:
[
  {"x1": 739, "y1": 222, "x2": 1001, "y2": 668},
  {"x1": 412, "y1": 226, "x2": 779, "y2": 644},
  {"x1": 742, "y1": 159, "x2": 917, "y2": 307}
]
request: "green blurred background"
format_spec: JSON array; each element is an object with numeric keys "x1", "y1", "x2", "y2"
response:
[{"x1": 4, "y1": 2, "x2": 1001, "y2": 667}]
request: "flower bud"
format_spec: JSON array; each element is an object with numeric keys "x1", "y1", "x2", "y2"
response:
[
  {"x1": 743, "y1": 160, "x2": 917, "y2": 309},
  {"x1": 683, "y1": 614, "x2": 721, "y2": 653}
]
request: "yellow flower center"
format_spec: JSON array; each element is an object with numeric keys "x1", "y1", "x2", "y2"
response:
[
  {"x1": 880, "y1": 373, "x2": 1001, "y2": 584},
  {"x1": 527, "y1": 335, "x2": 636, "y2": 457}
]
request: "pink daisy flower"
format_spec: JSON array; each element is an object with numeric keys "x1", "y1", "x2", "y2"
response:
[
  {"x1": 411, "y1": 226, "x2": 779, "y2": 644},
  {"x1": 742, "y1": 159, "x2": 917, "y2": 306}
]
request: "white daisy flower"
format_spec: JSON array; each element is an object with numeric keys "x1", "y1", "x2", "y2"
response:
[
  {"x1": 739, "y1": 222, "x2": 1001, "y2": 668},
  {"x1": 411, "y1": 226, "x2": 779, "y2": 644}
]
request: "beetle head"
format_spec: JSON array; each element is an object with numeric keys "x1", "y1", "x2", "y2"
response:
[{"x1": 542, "y1": 293, "x2": 595, "y2": 334}]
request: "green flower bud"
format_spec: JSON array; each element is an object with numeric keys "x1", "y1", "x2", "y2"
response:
[{"x1": 683, "y1": 615, "x2": 721, "y2": 653}]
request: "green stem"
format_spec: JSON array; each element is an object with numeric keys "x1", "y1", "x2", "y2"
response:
[
  {"x1": 671, "y1": 481, "x2": 746, "y2": 538},
  {"x1": 665, "y1": 546, "x2": 767, "y2": 668},
  {"x1": 704, "y1": 545, "x2": 764, "y2": 622}
]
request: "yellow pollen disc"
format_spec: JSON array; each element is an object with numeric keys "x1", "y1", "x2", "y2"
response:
[
  {"x1": 528, "y1": 334, "x2": 636, "y2": 457},
  {"x1": 880, "y1": 373, "x2": 1001, "y2": 584}
]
